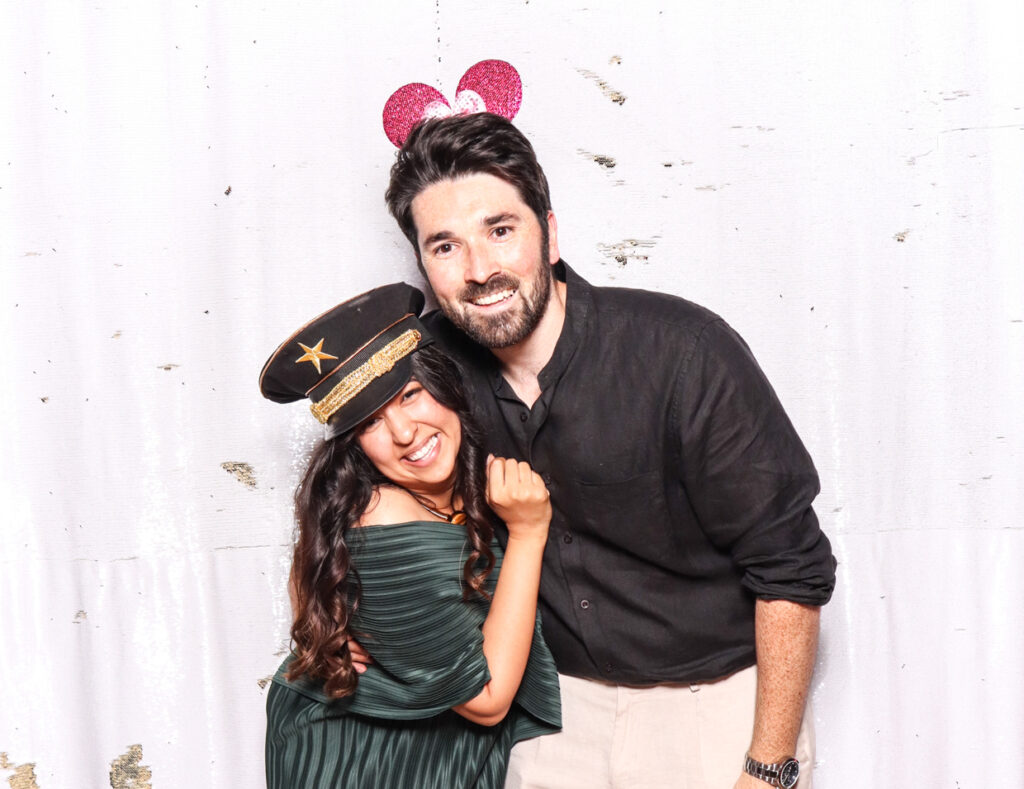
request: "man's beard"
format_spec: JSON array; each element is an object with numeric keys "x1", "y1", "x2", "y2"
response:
[{"x1": 440, "y1": 244, "x2": 553, "y2": 350}]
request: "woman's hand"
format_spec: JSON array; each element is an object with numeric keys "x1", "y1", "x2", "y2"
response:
[
  {"x1": 485, "y1": 455, "x2": 551, "y2": 542},
  {"x1": 346, "y1": 637, "x2": 372, "y2": 674}
]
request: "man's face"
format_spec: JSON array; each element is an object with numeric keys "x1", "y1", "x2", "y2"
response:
[{"x1": 410, "y1": 173, "x2": 559, "y2": 349}]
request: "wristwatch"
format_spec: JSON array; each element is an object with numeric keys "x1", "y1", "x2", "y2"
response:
[{"x1": 743, "y1": 753, "x2": 800, "y2": 787}]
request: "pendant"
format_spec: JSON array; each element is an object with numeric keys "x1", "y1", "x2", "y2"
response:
[{"x1": 420, "y1": 501, "x2": 467, "y2": 525}]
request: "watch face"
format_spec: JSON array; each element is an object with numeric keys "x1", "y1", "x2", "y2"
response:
[{"x1": 779, "y1": 759, "x2": 800, "y2": 788}]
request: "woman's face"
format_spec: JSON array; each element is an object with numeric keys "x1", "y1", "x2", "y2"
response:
[{"x1": 357, "y1": 378, "x2": 462, "y2": 504}]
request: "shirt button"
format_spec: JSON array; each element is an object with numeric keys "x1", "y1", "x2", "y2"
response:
[
  {"x1": 519, "y1": 411, "x2": 528, "y2": 422},
  {"x1": 604, "y1": 663, "x2": 614, "y2": 673},
  {"x1": 580, "y1": 599, "x2": 590, "y2": 610},
  {"x1": 562, "y1": 533, "x2": 573, "y2": 544}
]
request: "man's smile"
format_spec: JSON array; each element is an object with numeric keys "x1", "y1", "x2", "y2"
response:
[{"x1": 469, "y1": 288, "x2": 517, "y2": 308}]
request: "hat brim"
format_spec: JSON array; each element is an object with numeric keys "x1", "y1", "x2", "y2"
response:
[{"x1": 322, "y1": 353, "x2": 417, "y2": 440}]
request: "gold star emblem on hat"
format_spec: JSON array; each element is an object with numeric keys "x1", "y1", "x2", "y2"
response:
[{"x1": 295, "y1": 339, "x2": 338, "y2": 374}]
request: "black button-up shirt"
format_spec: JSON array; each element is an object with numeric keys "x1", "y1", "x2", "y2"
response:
[{"x1": 427, "y1": 262, "x2": 836, "y2": 684}]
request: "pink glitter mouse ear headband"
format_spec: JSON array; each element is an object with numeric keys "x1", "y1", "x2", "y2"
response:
[{"x1": 382, "y1": 59, "x2": 522, "y2": 148}]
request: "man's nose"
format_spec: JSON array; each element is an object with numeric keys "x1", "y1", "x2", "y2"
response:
[{"x1": 464, "y1": 243, "x2": 500, "y2": 284}]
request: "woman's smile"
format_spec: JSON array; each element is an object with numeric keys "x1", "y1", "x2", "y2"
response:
[{"x1": 404, "y1": 433, "x2": 439, "y2": 464}]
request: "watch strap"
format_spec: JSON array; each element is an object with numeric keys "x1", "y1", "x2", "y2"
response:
[{"x1": 743, "y1": 754, "x2": 799, "y2": 787}]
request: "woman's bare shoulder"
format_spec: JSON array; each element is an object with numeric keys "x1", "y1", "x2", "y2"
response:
[{"x1": 356, "y1": 486, "x2": 428, "y2": 527}]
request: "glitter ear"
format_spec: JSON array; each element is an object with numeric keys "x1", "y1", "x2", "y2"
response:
[
  {"x1": 382, "y1": 60, "x2": 523, "y2": 148},
  {"x1": 382, "y1": 83, "x2": 449, "y2": 148},
  {"x1": 456, "y1": 60, "x2": 522, "y2": 120}
]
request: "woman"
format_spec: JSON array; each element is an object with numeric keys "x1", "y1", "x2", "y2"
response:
[{"x1": 259, "y1": 283, "x2": 561, "y2": 788}]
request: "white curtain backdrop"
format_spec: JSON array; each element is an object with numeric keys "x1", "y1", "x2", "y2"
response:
[{"x1": 2, "y1": 1, "x2": 1022, "y2": 786}]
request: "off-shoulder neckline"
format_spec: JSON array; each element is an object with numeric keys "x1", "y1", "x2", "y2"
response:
[{"x1": 353, "y1": 519, "x2": 461, "y2": 530}]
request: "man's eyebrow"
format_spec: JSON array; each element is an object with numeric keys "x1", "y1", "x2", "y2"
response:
[
  {"x1": 421, "y1": 229, "x2": 456, "y2": 249},
  {"x1": 483, "y1": 212, "x2": 520, "y2": 227}
]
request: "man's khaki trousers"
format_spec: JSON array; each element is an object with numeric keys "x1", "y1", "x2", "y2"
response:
[{"x1": 506, "y1": 666, "x2": 815, "y2": 788}]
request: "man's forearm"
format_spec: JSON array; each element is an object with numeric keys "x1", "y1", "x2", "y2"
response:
[{"x1": 747, "y1": 599, "x2": 820, "y2": 762}]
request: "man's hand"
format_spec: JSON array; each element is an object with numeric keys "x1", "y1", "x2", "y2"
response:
[
  {"x1": 733, "y1": 773, "x2": 768, "y2": 789},
  {"x1": 346, "y1": 637, "x2": 372, "y2": 674}
]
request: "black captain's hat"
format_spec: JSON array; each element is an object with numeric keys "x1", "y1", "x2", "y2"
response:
[{"x1": 259, "y1": 283, "x2": 434, "y2": 438}]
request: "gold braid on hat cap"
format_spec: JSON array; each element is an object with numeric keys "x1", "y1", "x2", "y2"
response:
[{"x1": 310, "y1": 329, "x2": 422, "y2": 424}]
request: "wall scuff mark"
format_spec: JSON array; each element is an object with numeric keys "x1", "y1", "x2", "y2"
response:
[
  {"x1": 576, "y1": 149, "x2": 617, "y2": 168},
  {"x1": 0, "y1": 753, "x2": 40, "y2": 789},
  {"x1": 109, "y1": 744, "x2": 152, "y2": 789},
  {"x1": 221, "y1": 462, "x2": 257, "y2": 489},
  {"x1": 597, "y1": 238, "x2": 658, "y2": 266},
  {"x1": 575, "y1": 68, "x2": 627, "y2": 105}
]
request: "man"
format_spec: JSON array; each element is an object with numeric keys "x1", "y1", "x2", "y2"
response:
[{"x1": 383, "y1": 113, "x2": 836, "y2": 788}]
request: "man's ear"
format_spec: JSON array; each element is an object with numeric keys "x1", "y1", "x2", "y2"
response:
[{"x1": 546, "y1": 210, "x2": 560, "y2": 265}]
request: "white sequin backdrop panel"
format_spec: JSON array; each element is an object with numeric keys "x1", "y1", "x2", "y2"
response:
[{"x1": 1, "y1": 1, "x2": 1022, "y2": 787}]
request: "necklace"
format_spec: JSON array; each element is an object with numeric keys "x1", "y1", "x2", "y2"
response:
[{"x1": 419, "y1": 501, "x2": 467, "y2": 525}]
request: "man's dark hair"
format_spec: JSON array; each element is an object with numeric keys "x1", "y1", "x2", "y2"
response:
[{"x1": 385, "y1": 113, "x2": 553, "y2": 255}]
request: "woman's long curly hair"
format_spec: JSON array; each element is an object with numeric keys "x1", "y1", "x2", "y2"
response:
[{"x1": 286, "y1": 345, "x2": 496, "y2": 698}]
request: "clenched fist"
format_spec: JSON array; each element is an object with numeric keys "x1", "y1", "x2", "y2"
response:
[{"x1": 485, "y1": 455, "x2": 551, "y2": 542}]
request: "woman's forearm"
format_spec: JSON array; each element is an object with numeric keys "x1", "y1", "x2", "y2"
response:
[
  {"x1": 452, "y1": 533, "x2": 546, "y2": 725},
  {"x1": 453, "y1": 456, "x2": 550, "y2": 725}
]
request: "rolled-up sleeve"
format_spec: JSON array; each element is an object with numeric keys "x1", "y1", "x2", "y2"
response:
[{"x1": 674, "y1": 319, "x2": 836, "y2": 605}]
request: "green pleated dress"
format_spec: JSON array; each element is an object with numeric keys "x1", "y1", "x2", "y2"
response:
[{"x1": 265, "y1": 521, "x2": 562, "y2": 789}]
